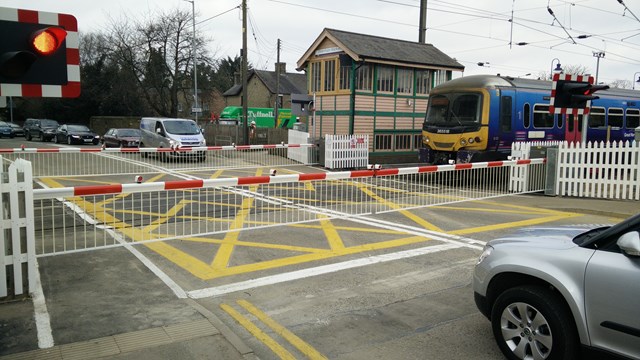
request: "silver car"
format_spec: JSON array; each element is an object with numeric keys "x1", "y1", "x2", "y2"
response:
[{"x1": 473, "y1": 213, "x2": 640, "y2": 360}]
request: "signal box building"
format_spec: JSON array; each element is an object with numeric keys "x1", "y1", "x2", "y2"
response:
[{"x1": 297, "y1": 28, "x2": 464, "y2": 162}]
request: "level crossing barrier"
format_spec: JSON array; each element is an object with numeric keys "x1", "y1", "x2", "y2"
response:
[
  {"x1": 0, "y1": 143, "x2": 318, "y2": 178},
  {"x1": 29, "y1": 158, "x2": 545, "y2": 257}
]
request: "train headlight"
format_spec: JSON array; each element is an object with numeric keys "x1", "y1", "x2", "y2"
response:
[
  {"x1": 474, "y1": 136, "x2": 482, "y2": 143},
  {"x1": 423, "y1": 136, "x2": 430, "y2": 144},
  {"x1": 468, "y1": 137, "x2": 475, "y2": 144},
  {"x1": 460, "y1": 138, "x2": 467, "y2": 146}
]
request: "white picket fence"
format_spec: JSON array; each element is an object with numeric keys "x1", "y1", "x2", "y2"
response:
[
  {"x1": 0, "y1": 158, "x2": 36, "y2": 298},
  {"x1": 556, "y1": 141, "x2": 640, "y2": 200},
  {"x1": 512, "y1": 140, "x2": 640, "y2": 200},
  {"x1": 324, "y1": 134, "x2": 369, "y2": 170}
]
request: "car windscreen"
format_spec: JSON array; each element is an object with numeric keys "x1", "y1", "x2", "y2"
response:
[
  {"x1": 163, "y1": 121, "x2": 200, "y2": 135},
  {"x1": 68, "y1": 125, "x2": 91, "y2": 132},
  {"x1": 118, "y1": 129, "x2": 141, "y2": 137},
  {"x1": 41, "y1": 120, "x2": 59, "y2": 127}
]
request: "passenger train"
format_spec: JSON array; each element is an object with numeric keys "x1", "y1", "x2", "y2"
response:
[{"x1": 419, "y1": 74, "x2": 639, "y2": 164}]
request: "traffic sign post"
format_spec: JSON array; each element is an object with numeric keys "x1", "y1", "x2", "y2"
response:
[{"x1": 0, "y1": 7, "x2": 80, "y2": 98}]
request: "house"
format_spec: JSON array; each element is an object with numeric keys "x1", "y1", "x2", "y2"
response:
[
  {"x1": 296, "y1": 28, "x2": 464, "y2": 162},
  {"x1": 223, "y1": 65, "x2": 307, "y2": 110}
]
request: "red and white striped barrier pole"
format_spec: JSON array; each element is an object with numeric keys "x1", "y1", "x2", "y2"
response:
[{"x1": 32, "y1": 159, "x2": 544, "y2": 200}]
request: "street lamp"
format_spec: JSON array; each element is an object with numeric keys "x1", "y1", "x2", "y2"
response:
[
  {"x1": 550, "y1": 58, "x2": 562, "y2": 79},
  {"x1": 593, "y1": 51, "x2": 605, "y2": 84},
  {"x1": 184, "y1": 0, "x2": 198, "y2": 122},
  {"x1": 633, "y1": 72, "x2": 640, "y2": 90}
]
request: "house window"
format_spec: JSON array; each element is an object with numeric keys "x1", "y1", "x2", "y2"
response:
[
  {"x1": 311, "y1": 62, "x2": 321, "y2": 92},
  {"x1": 416, "y1": 70, "x2": 431, "y2": 95},
  {"x1": 324, "y1": 59, "x2": 336, "y2": 92},
  {"x1": 377, "y1": 65, "x2": 394, "y2": 93},
  {"x1": 397, "y1": 68, "x2": 413, "y2": 94},
  {"x1": 533, "y1": 104, "x2": 554, "y2": 128},
  {"x1": 339, "y1": 64, "x2": 351, "y2": 90},
  {"x1": 355, "y1": 64, "x2": 372, "y2": 91},
  {"x1": 589, "y1": 107, "x2": 606, "y2": 128},
  {"x1": 627, "y1": 108, "x2": 640, "y2": 128}
]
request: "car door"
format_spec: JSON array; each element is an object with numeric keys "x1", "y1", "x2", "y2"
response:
[{"x1": 584, "y1": 233, "x2": 640, "y2": 358}]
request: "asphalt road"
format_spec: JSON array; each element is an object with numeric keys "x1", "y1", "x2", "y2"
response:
[{"x1": 1, "y1": 136, "x2": 638, "y2": 359}]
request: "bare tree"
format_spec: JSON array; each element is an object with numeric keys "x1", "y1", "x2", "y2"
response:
[
  {"x1": 540, "y1": 64, "x2": 591, "y2": 80},
  {"x1": 609, "y1": 79, "x2": 633, "y2": 89},
  {"x1": 106, "y1": 8, "x2": 210, "y2": 117}
]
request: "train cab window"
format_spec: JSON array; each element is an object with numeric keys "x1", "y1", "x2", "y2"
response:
[
  {"x1": 608, "y1": 108, "x2": 623, "y2": 128},
  {"x1": 523, "y1": 103, "x2": 531, "y2": 128},
  {"x1": 626, "y1": 108, "x2": 639, "y2": 129},
  {"x1": 589, "y1": 107, "x2": 606, "y2": 128},
  {"x1": 533, "y1": 104, "x2": 554, "y2": 128}
]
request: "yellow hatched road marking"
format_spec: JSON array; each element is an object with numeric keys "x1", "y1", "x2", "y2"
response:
[
  {"x1": 236, "y1": 300, "x2": 328, "y2": 360},
  {"x1": 220, "y1": 303, "x2": 296, "y2": 360}
]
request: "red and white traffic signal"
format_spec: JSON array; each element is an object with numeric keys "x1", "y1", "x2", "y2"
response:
[
  {"x1": 549, "y1": 73, "x2": 609, "y2": 115},
  {"x1": 0, "y1": 7, "x2": 80, "y2": 98}
]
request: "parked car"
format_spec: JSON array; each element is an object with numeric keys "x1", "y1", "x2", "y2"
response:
[
  {"x1": 0, "y1": 121, "x2": 14, "y2": 138},
  {"x1": 9, "y1": 122, "x2": 24, "y2": 137},
  {"x1": 24, "y1": 118, "x2": 60, "y2": 141},
  {"x1": 53, "y1": 124, "x2": 100, "y2": 145},
  {"x1": 473, "y1": 213, "x2": 640, "y2": 360},
  {"x1": 101, "y1": 128, "x2": 142, "y2": 148}
]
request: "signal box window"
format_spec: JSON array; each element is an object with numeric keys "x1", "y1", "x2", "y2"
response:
[
  {"x1": 377, "y1": 65, "x2": 394, "y2": 93},
  {"x1": 395, "y1": 134, "x2": 412, "y2": 150},
  {"x1": 396, "y1": 68, "x2": 413, "y2": 94},
  {"x1": 608, "y1": 108, "x2": 623, "y2": 128},
  {"x1": 533, "y1": 104, "x2": 554, "y2": 128},
  {"x1": 589, "y1": 107, "x2": 606, "y2": 128},
  {"x1": 416, "y1": 70, "x2": 431, "y2": 95},
  {"x1": 311, "y1": 62, "x2": 321, "y2": 92},
  {"x1": 375, "y1": 134, "x2": 392, "y2": 151},
  {"x1": 339, "y1": 64, "x2": 351, "y2": 90},
  {"x1": 324, "y1": 59, "x2": 336, "y2": 92},
  {"x1": 626, "y1": 108, "x2": 640, "y2": 129},
  {"x1": 355, "y1": 64, "x2": 372, "y2": 91}
]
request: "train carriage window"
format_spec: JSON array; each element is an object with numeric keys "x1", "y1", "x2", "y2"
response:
[
  {"x1": 626, "y1": 108, "x2": 639, "y2": 129},
  {"x1": 500, "y1": 96, "x2": 512, "y2": 132},
  {"x1": 523, "y1": 103, "x2": 531, "y2": 128},
  {"x1": 589, "y1": 107, "x2": 606, "y2": 128},
  {"x1": 533, "y1": 104, "x2": 554, "y2": 128},
  {"x1": 608, "y1": 108, "x2": 623, "y2": 128}
]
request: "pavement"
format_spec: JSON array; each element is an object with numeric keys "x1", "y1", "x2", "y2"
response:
[{"x1": 0, "y1": 194, "x2": 638, "y2": 360}]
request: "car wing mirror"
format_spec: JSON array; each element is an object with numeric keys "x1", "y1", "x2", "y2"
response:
[
  {"x1": 618, "y1": 231, "x2": 640, "y2": 257},
  {"x1": 156, "y1": 128, "x2": 162, "y2": 134}
]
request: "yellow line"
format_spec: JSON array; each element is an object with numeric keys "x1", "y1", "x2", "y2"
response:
[
  {"x1": 450, "y1": 213, "x2": 583, "y2": 235},
  {"x1": 211, "y1": 168, "x2": 263, "y2": 269},
  {"x1": 354, "y1": 182, "x2": 444, "y2": 232},
  {"x1": 237, "y1": 300, "x2": 328, "y2": 360},
  {"x1": 220, "y1": 303, "x2": 296, "y2": 360},
  {"x1": 318, "y1": 215, "x2": 345, "y2": 250}
]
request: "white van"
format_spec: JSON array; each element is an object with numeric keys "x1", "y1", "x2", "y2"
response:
[{"x1": 139, "y1": 117, "x2": 206, "y2": 161}]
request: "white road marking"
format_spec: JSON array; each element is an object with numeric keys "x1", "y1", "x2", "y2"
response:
[
  {"x1": 32, "y1": 259, "x2": 54, "y2": 348},
  {"x1": 187, "y1": 243, "x2": 462, "y2": 298}
]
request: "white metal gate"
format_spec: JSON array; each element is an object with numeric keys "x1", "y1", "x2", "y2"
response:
[{"x1": 324, "y1": 134, "x2": 369, "y2": 170}]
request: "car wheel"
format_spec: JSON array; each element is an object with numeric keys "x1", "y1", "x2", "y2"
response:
[
  {"x1": 54, "y1": 135, "x2": 59, "y2": 144},
  {"x1": 491, "y1": 286, "x2": 578, "y2": 360},
  {"x1": 26, "y1": 133, "x2": 32, "y2": 141},
  {"x1": 67, "y1": 136, "x2": 72, "y2": 145}
]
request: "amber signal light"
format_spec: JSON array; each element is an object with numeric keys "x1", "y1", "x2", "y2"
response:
[{"x1": 31, "y1": 27, "x2": 67, "y2": 56}]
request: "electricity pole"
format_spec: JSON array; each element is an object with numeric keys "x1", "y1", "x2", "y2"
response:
[
  {"x1": 242, "y1": 0, "x2": 248, "y2": 144},
  {"x1": 418, "y1": 0, "x2": 427, "y2": 43},
  {"x1": 274, "y1": 38, "x2": 281, "y2": 128}
]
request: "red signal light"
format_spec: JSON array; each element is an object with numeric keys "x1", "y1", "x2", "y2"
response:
[{"x1": 31, "y1": 27, "x2": 67, "y2": 56}]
